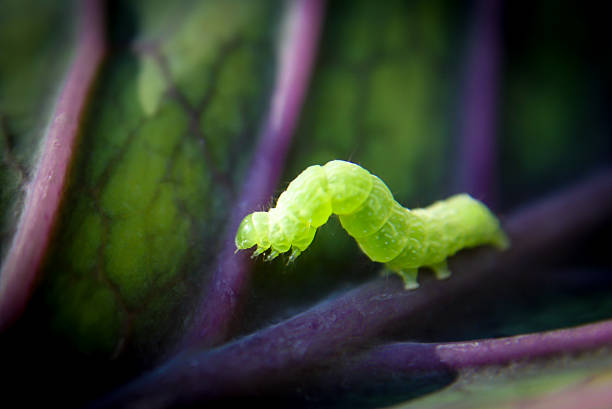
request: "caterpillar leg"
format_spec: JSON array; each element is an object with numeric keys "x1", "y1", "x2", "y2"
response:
[
  {"x1": 430, "y1": 260, "x2": 451, "y2": 280},
  {"x1": 265, "y1": 250, "x2": 280, "y2": 261},
  {"x1": 252, "y1": 245, "x2": 269, "y2": 259},
  {"x1": 287, "y1": 248, "x2": 302, "y2": 264},
  {"x1": 396, "y1": 268, "x2": 420, "y2": 290}
]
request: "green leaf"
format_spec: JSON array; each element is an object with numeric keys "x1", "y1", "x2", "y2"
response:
[{"x1": 39, "y1": 0, "x2": 281, "y2": 357}]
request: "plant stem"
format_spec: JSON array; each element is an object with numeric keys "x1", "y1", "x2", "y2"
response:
[
  {"x1": 343, "y1": 320, "x2": 612, "y2": 376},
  {"x1": 456, "y1": 0, "x2": 502, "y2": 206},
  {"x1": 0, "y1": 0, "x2": 106, "y2": 331}
]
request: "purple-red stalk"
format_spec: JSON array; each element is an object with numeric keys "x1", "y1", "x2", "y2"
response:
[
  {"x1": 346, "y1": 320, "x2": 612, "y2": 375},
  {"x1": 456, "y1": 0, "x2": 502, "y2": 206},
  {"x1": 0, "y1": 0, "x2": 106, "y2": 331}
]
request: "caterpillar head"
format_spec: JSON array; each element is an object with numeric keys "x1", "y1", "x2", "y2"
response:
[{"x1": 235, "y1": 212, "x2": 271, "y2": 254}]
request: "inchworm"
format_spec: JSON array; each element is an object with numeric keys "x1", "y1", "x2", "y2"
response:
[{"x1": 235, "y1": 160, "x2": 509, "y2": 289}]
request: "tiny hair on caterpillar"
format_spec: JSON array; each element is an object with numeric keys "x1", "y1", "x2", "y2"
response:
[{"x1": 235, "y1": 160, "x2": 509, "y2": 289}]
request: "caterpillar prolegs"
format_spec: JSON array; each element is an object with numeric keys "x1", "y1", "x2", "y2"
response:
[{"x1": 235, "y1": 160, "x2": 509, "y2": 289}]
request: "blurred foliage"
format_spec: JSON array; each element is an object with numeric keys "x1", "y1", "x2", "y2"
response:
[{"x1": 500, "y1": 0, "x2": 611, "y2": 206}]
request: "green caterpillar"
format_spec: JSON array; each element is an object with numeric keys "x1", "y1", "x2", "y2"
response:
[{"x1": 235, "y1": 160, "x2": 509, "y2": 289}]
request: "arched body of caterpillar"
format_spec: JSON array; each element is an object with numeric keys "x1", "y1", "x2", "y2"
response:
[{"x1": 235, "y1": 160, "x2": 509, "y2": 289}]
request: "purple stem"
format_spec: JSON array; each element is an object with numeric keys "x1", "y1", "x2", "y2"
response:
[
  {"x1": 94, "y1": 170, "x2": 612, "y2": 408},
  {"x1": 0, "y1": 0, "x2": 106, "y2": 331},
  {"x1": 345, "y1": 320, "x2": 612, "y2": 376},
  {"x1": 179, "y1": 0, "x2": 326, "y2": 350},
  {"x1": 456, "y1": 0, "x2": 502, "y2": 206}
]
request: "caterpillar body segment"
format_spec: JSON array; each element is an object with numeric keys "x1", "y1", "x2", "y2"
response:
[{"x1": 235, "y1": 160, "x2": 509, "y2": 289}]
